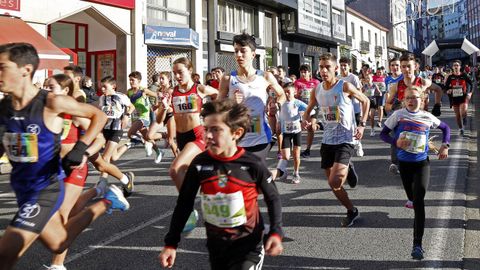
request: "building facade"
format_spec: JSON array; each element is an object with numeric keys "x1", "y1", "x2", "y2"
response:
[
  {"x1": 343, "y1": 7, "x2": 388, "y2": 73},
  {"x1": 0, "y1": 0, "x2": 135, "y2": 91},
  {"x1": 466, "y1": 0, "x2": 480, "y2": 62},
  {"x1": 347, "y1": 0, "x2": 408, "y2": 59}
]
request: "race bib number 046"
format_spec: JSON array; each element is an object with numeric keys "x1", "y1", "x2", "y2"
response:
[
  {"x1": 201, "y1": 191, "x2": 247, "y2": 228},
  {"x1": 3, "y1": 132, "x2": 39, "y2": 162}
]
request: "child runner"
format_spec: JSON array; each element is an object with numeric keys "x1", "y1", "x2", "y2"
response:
[
  {"x1": 276, "y1": 83, "x2": 307, "y2": 184},
  {"x1": 380, "y1": 86, "x2": 450, "y2": 260},
  {"x1": 372, "y1": 68, "x2": 386, "y2": 126},
  {"x1": 361, "y1": 73, "x2": 381, "y2": 137},
  {"x1": 158, "y1": 99, "x2": 283, "y2": 269}
]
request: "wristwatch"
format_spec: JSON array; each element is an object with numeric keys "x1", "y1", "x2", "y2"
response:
[{"x1": 359, "y1": 121, "x2": 367, "y2": 127}]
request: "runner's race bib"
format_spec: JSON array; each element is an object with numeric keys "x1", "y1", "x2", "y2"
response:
[
  {"x1": 400, "y1": 131, "x2": 426, "y2": 154},
  {"x1": 61, "y1": 119, "x2": 72, "y2": 140},
  {"x1": 3, "y1": 132, "x2": 39, "y2": 162},
  {"x1": 247, "y1": 115, "x2": 262, "y2": 134},
  {"x1": 284, "y1": 121, "x2": 301, "y2": 133},
  {"x1": 320, "y1": 106, "x2": 340, "y2": 123},
  {"x1": 300, "y1": 88, "x2": 312, "y2": 103},
  {"x1": 452, "y1": 87, "x2": 464, "y2": 97},
  {"x1": 201, "y1": 191, "x2": 247, "y2": 228},
  {"x1": 101, "y1": 104, "x2": 123, "y2": 119},
  {"x1": 172, "y1": 94, "x2": 201, "y2": 113}
]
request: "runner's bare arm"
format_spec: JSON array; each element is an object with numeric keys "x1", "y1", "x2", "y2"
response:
[
  {"x1": 265, "y1": 72, "x2": 286, "y2": 104},
  {"x1": 385, "y1": 83, "x2": 398, "y2": 112},
  {"x1": 218, "y1": 74, "x2": 231, "y2": 100},
  {"x1": 198, "y1": 84, "x2": 219, "y2": 100},
  {"x1": 302, "y1": 89, "x2": 318, "y2": 122},
  {"x1": 144, "y1": 88, "x2": 158, "y2": 97},
  {"x1": 51, "y1": 95, "x2": 107, "y2": 146},
  {"x1": 344, "y1": 82, "x2": 369, "y2": 123},
  {"x1": 421, "y1": 78, "x2": 432, "y2": 89}
]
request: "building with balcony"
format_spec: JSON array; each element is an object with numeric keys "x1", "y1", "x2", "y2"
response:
[
  {"x1": 346, "y1": 0, "x2": 408, "y2": 59},
  {"x1": 343, "y1": 6, "x2": 388, "y2": 72}
]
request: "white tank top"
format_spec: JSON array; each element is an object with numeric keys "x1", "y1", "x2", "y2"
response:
[
  {"x1": 315, "y1": 79, "x2": 356, "y2": 145},
  {"x1": 228, "y1": 70, "x2": 271, "y2": 147}
]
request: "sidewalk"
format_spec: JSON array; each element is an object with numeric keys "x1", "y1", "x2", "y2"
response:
[{"x1": 464, "y1": 86, "x2": 480, "y2": 270}]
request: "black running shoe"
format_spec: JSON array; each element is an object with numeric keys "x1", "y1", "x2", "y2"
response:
[
  {"x1": 122, "y1": 172, "x2": 135, "y2": 197},
  {"x1": 341, "y1": 207, "x2": 360, "y2": 227},
  {"x1": 346, "y1": 162, "x2": 358, "y2": 188},
  {"x1": 301, "y1": 149, "x2": 310, "y2": 158},
  {"x1": 411, "y1": 245, "x2": 424, "y2": 260}
]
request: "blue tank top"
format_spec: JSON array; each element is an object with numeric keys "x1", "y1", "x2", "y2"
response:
[{"x1": 0, "y1": 90, "x2": 64, "y2": 194}]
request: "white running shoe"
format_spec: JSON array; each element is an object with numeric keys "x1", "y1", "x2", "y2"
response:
[
  {"x1": 405, "y1": 200, "x2": 414, "y2": 209},
  {"x1": 43, "y1": 265, "x2": 67, "y2": 270},
  {"x1": 144, "y1": 141, "x2": 153, "y2": 157},
  {"x1": 356, "y1": 142, "x2": 364, "y2": 157},
  {"x1": 154, "y1": 149, "x2": 164, "y2": 164},
  {"x1": 291, "y1": 175, "x2": 301, "y2": 184},
  {"x1": 389, "y1": 164, "x2": 400, "y2": 175},
  {"x1": 370, "y1": 129, "x2": 376, "y2": 137}
]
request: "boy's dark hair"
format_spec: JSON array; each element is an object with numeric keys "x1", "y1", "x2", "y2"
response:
[
  {"x1": 339, "y1": 57, "x2": 351, "y2": 64},
  {"x1": 283, "y1": 82, "x2": 295, "y2": 90},
  {"x1": 0, "y1": 43, "x2": 39, "y2": 78},
  {"x1": 64, "y1": 65, "x2": 84, "y2": 77},
  {"x1": 389, "y1": 57, "x2": 400, "y2": 64},
  {"x1": 319, "y1": 53, "x2": 337, "y2": 62},
  {"x1": 201, "y1": 99, "x2": 250, "y2": 143},
  {"x1": 299, "y1": 64, "x2": 311, "y2": 72},
  {"x1": 232, "y1": 32, "x2": 256, "y2": 51},
  {"x1": 101, "y1": 75, "x2": 116, "y2": 86},
  {"x1": 211, "y1": 67, "x2": 225, "y2": 73},
  {"x1": 399, "y1": 53, "x2": 416, "y2": 62},
  {"x1": 151, "y1": 73, "x2": 159, "y2": 83},
  {"x1": 452, "y1": 59, "x2": 462, "y2": 66},
  {"x1": 277, "y1": 65, "x2": 286, "y2": 71},
  {"x1": 129, "y1": 71, "x2": 142, "y2": 80}
]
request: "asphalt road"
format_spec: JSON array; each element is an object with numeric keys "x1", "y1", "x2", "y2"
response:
[{"x1": 1, "y1": 101, "x2": 479, "y2": 270}]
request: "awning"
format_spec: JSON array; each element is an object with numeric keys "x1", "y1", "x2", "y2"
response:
[{"x1": 0, "y1": 16, "x2": 70, "y2": 70}]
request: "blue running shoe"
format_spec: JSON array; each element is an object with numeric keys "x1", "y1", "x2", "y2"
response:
[
  {"x1": 104, "y1": 185, "x2": 130, "y2": 214},
  {"x1": 411, "y1": 245, "x2": 424, "y2": 260},
  {"x1": 182, "y1": 209, "x2": 199, "y2": 233}
]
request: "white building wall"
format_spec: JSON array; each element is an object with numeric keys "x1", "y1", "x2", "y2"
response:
[
  {"x1": 389, "y1": 0, "x2": 408, "y2": 51},
  {"x1": 347, "y1": 11, "x2": 388, "y2": 70},
  {"x1": 134, "y1": 0, "x2": 148, "y2": 86}
]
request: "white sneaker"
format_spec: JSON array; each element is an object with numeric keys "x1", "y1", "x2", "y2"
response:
[
  {"x1": 43, "y1": 265, "x2": 67, "y2": 270},
  {"x1": 389, "y1": 164, "x2": 400, "y2": 175},
  {"x1": 291, "y1": 175, "x2": 301, "y2": 184},
  {"x1": 356, "y1": 142, "x2": 364, "y2": 157},
  {"x1": 144, "y1": 141, "x2": 153, "y2": 157},
  {"x1": 405, "y1": 200, "x2": 414, "y2": 209},
  {"x1": 154, "y1": 149, "x2": 164, "y2": 164},
  {"x1": 370, "y1": 129, "x2": 376, "y2": 137}
]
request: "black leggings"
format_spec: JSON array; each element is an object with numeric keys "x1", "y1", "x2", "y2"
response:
[{"x1": 399, "y1": 159, "x2": 430, "y2": 246}]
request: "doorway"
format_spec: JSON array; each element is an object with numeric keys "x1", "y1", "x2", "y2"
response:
[{"x1": 288, "y1": 53, "x2": 300, "y2": 78}]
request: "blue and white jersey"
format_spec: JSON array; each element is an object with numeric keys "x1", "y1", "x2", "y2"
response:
[
  {"x1": 0, "y1": 90, "x2": 64, "y2": 196},
  {"x1": 384, "y1": 108, "x2": 441, "y2": 162},
  {"x1": 385, "y1": 74, "x2": 404, "y2": 93},
  {"x1": 278, "y1": 99, "x2": 307, "y2": 134},
  {"x1": 228, "y1": 70, "x2": 271, "y2": 147},
  {"x1": 99, "y1": 93, "x2": 131, "y2": 131},
  {"x1": 315, "y1": 80, "x2": 356, "y2": 145}
]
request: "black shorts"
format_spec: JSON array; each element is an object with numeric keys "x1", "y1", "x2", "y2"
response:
[
  {"x1": 103, "y1": 129, "x2": 123, "y2": 143},
  {"x1": 11, "y1": 180, "x2": 65, "y2": 234},
  {"x1": 244, "y1": 143, "x2": 270, "y2": 166},
  {"x1": 369, "y1": 97, "x2": 378, "y2": 110},
  {"x1": 281, "y1": 132, "x2": 301, "y2": 149},
  {"x1": 451, "y1": 94, "x2": 467, "y2": 106},
  {"x1": 207, "y1": 231, "x2": 264, "y2": 270},
  {"x1": 320, "y1": 143, "x2": 354, "y2": 169}
]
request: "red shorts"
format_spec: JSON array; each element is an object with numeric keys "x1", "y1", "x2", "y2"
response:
[
  {"x1": 177, "y1": 125, "x2": 206, "y2": 151},
  {"x1": 63, "y1": 163, "x2": 88, "y2": 187}
]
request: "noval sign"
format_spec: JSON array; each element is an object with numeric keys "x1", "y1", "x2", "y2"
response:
[{"x1": 144, "y1": 25, "x2": 199, "y2": 49}]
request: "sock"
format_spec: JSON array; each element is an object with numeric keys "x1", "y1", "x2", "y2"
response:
[
  {"x1": 120, "y1": 174, "x2": 129, "y2": 185},
  {"x1": 276, "y1": 159, "x2": 288, "y2": 172},
  {"x1": 294, "y1": 171, "x2": 299, "y2": 177}
]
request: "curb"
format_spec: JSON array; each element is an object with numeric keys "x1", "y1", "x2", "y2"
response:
[{"x1": 463, "y1": 89, "x2": 480, "y2": 269}]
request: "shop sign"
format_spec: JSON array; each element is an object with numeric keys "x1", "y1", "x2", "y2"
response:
[
  {"x1": 0, "y1": 0, "x2": 20, "y2": 11},
  {"x1": 144, "y1": 25, "x2": 199, "y2": 49},
  {"x1": 82, "y1": 0, "x2": 134, "y2": 10},
  {"x1": 306, "y1": 45, "x2": 326, "y2": 54}
]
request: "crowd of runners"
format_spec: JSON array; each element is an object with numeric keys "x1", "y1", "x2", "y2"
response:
[{"x1": 0, "y1": 31, "x2": 476, "y2": 269}]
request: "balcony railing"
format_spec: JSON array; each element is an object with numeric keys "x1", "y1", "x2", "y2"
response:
[
  {"x1": 374, "y1": 46, "x2": 383, "y2": 57},
  {"x1": 360, "y1": 40, "x2": 370, "y2": 54}
]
